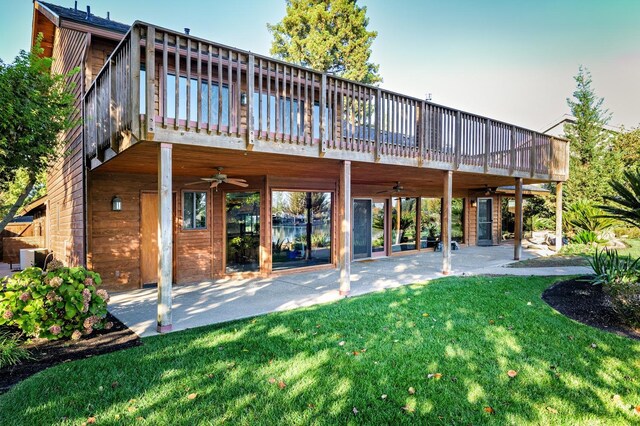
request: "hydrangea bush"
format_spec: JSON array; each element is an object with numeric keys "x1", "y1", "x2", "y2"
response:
[{"x1": 0, "y1": 261, "x2": 111, "y2": 340}]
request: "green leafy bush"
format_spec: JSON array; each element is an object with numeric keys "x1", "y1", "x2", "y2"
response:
[
  {"x1": 589, "y1": 248, "x2": 640, "y2": 327},
  {"x1": 572, "y1": 230, "x2": 606, "y2": 245},
  {"x1": 0, "y1": 330, "x2": 30, "y2": 368},
  {"x1": 564, "y1": 200, "x2": 616, "y2": 234},
  {"x1": 0, "y1": 262, "x2": 111, "y2": 340}
]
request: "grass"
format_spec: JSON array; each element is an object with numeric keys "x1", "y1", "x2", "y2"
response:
[
  {"x1": 619, "y1": 238, "x2": 640, "y2": 259},
  {"x1": 0, "y1": 331, "x2": 30, "y2": 369},
  {"x1": 1, "y1": 276, "x2": 640, "y2": 425}
]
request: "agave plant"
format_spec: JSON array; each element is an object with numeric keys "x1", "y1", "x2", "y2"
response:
[
  {"x1": 564, "y1": 199, "x2": 616, "y2": 233},
  {"x1": 600, "y1": 168, "x2": 640, "y2": 230}
]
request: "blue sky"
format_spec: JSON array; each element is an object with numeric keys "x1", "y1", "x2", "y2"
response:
[{"x1": 2, "y1": 0, "x2": 639, "y2": 131}]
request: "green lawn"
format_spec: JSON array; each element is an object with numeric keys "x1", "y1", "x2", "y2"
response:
[
  {"x1": 619, "y1": 238, "x2": 640, "y2": 259},
  {"x1": 1, "y1": 276, "x2": 640, "y2": 425}
]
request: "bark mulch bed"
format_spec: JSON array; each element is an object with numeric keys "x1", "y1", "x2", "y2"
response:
[
  {"x1": 0, "y1": 313, "x2": 141, "y2": 394},
  {"x1": 542, "y1": 276, "x2": 640, "y2": 341}
]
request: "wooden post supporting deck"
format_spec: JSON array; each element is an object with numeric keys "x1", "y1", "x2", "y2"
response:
[
  {"x1": 514, "y1": 177, "x2": 523, "y2": 260},
  {"x1": 339, "y1": 160, "x2": 351, "y2": 296},
  {"x1": 442, "y1": 171, "x2": 452, "y2": 274},
  {"x1": 157, "y1": 143, "x2": 173, "y2": 333},
  {"x1": 555, "y1": 182, "x2": 563, "y2": 252}
]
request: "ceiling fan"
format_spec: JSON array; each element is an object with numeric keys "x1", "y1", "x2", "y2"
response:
[
  {"x1": 376, "y1": 181, "x2": 404, "y2": 194},
  {"x1": 473, "y1": 185, "x2": 497, "y2": 196},
  {"x1": 185, "y1": 167, "x2": 248, "y2": 190}
]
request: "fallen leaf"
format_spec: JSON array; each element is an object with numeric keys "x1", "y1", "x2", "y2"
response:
[
  {"x1": 591, "y1": 343, "x2": 598, "y2": 349},
  {"x1": 489, "y1": 320, "x2": 495, "y2": 325},
  {"x1": 127, "y1": 407, "x2": 136, "y2": 413},
  {"x1": 278, "y1": 380, "x2": 286, "y2": 390},
  {"x1": 427, "y1": 373, "x2": 443, "y2": 380},
  {"x1": 408, "y1": 387, "x2": 416, "y2": 394},
  {"x1": 338, "y1": 341, "x2": 345, "y2": 346},
  {"x1": 498, "y1": 315, "x2": 504, "y2": 319},
  {"x1": 111, "y1": 381, "x2": 119, "y2": 389},
  {"x1": 450, "y1": 376, "x2": 458, "y2": 382},
  {"x1": 484, "y1": 406, "x2": 495, "y2": 414},
  {"x1": 268, "y1": 377, "x2": 276, "y2": 384},
  {"x1": 207, "y1": 373, "x2": 214, "y2": 379},
  {"x1": 381, "y1": 394, "x2": 387, "y2": 400},
  {"x1": 546, "y1": 406, "x2": 558, "y2": 414},
  {"x1": 507, "y1": 370, "x2": 518, "y2": 378},
  {"x1": 567, "y1": 335, "x2": 574, "y2": 340},
  {"x1": 352, "y1": 407, "x2": 359, "y2": 415},
  {"x1": 353, "y1": 351, "x2": 361, "y2": 356},
  {"x1": 422, "y1": 313, "x2": 430, "y2": 317},
  {"x1": 634, "y1": 405, "x2": 640, "y2": 414},
  {"x1": 87, "y1": 418, "x2": 96, "y2": 424},
  {"x1": 527, "y1": 302, "x2": 532, "y2": 306},
  {"x1": 401, "y1": 405, "x2": 415, "y2": 413},
  {"x1": 307, "y1": 403, "x2": 316, "y2": 409},
  {"x1": 187, "y1": 393, "x2": 197, "y2": 400},
  {"x1": 136, "y1": 417, "x2": 144, "y2": 421}
]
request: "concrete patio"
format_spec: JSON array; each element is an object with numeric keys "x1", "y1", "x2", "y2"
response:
[{"x1": 108, "y1": 244, "x2": 592, "y2": 337}]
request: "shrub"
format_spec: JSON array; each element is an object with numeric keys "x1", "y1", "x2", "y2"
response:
[
  {"x1": 0, "y1": 330, "x2": 30, "y2": 368},
  {"x1": 564, "y1": 200, "x2": 616, "y2": 234},
  {"x1": 572, "y1": 230, "x2": 606, "y2": 245},
  {"x1": 0, "y1": 262, "x2": 110, "y2": 340},
  {"x1": 589, "y1": 248, "x2": 640, "y2": 327}
]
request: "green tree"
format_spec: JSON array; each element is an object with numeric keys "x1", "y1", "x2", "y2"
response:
[
  {"x1": 0, "y1": 36, "x2": 77, "y2": 232},
  {"x1": 268, "y1": 0, "x2": 381, "y2": 84},
  {"x1": 612, "y1": 127, "x2": 640, "y2": 169},
  {"x1": 563, "y1": 66, "x2": 620, "y2": 205}
]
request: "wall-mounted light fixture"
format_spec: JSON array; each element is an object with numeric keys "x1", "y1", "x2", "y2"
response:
[
  {"x1": 240, "y1": 92, "x2": 247, "y2": 106},
  {"x1": 111, "y1": 196, "x2": 122, "y2": 211},
  {"x1": 470, "y1": 198, "x2": 477, "y2": 208}
]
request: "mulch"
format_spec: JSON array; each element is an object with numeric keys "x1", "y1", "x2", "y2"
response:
[
  {"x1": 542, "y1": 276, "x2": 640, "y2": 341},
  {"x1": 0, "y1": 313, "x2": 141, "y2": 394}
]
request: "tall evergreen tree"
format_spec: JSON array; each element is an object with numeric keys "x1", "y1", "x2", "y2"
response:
[
  {"x1": 268, "y1": 0, "x2": 381, "y2": 84},
  {"x1": 563, "y1": 66, "x2": 619, "y2": 205}
]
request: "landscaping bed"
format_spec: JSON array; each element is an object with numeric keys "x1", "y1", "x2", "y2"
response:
[
  {"x1": 542, "y1": 276, "x2": 640, "y2": 341},
  {"x1": 507, "y1": 255, "x2": 590, "y2": 268},
  {"x1": 0, "y1": 312, "x2": 140, "y2": 394}
]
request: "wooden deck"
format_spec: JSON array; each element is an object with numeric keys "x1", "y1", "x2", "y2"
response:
[{"x1": 84, "y1": 22, "x2": 569, "y2": 182}]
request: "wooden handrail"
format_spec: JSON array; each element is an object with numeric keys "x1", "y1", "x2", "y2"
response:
[{"x1": 84, "y1": 22, "x2": 570, "y2": 181}]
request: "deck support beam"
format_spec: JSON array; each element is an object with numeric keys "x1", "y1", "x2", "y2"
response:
[
  {"x1": 339, "y1": 160, "x2": 351, "y2": 296},
  {"x1": 514, "y1": 177, "x2": 523, "y2": 260},
  {"x1": 555, "y1": 181, "x2": 563, "y2": 252},
  {"x1": 157, "y1": 143, "x2": 173, "y2": 333},
  {"x1": 442, "y1": 171, "x2": 452, "y2": 274}
]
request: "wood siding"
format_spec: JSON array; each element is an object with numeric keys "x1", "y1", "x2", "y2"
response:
[
  {"x1": 88, "y1": 172, "x2": 218, "y2": 290},
  {"x1": 47, "y1": 27, "x2": 87, "y2": 266}
]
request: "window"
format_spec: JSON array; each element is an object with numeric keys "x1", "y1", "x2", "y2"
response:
[
  {"x1": 272, "y1": 191, "x2": 332, "y2": 270},
  {"x1": 183, "y1": 191, "x2": 207, "y2": 229},
  {"x1": 165, "y1": 73, "x2": 230, "y2": 125},
  {"x1": 391, "y1": 197, "x2": 417, "y2": 252},
  {"x1": 226, "y1": 192, "x2": 260, "y2": 272}
]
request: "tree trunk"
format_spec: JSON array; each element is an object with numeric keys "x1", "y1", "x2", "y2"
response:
[{"x1": 0, "y1": 176, "x2": 35, "y2": 235}]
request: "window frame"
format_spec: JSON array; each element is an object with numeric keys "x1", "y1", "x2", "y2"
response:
[{"x1": 182, "y1": 190, "x2": 208, "y2": 230}]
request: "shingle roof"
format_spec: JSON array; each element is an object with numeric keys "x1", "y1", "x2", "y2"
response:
[{"x1": 39, "y1": 1, "x2": 130, "y2": 34}]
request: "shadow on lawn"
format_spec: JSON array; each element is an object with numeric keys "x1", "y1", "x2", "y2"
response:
[{"x1": 2, "y1": 276, "x2": 640, "y2": 425}]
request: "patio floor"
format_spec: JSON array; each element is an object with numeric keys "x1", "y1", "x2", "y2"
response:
[{"x1": 107, "y1": 244, "x2": 592, "y2": 337}]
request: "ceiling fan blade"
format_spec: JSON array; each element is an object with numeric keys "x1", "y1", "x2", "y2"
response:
[
  {"x1": 184, "y1": 181, "x2": 206, "y2": 186},
  {"x1": 225, "y1": 178, "x2": 249, "y2": 187},
  {"x1": 376, "y1": 189, "x2": 390, "y2": 194},
  {"x1": 210, "y1": 181, "x2": 220, "y2": 189}
]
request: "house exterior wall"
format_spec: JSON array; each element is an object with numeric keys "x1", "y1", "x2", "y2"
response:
[{"x1": 47, "y1": 27, "x2": 87, "y2": 266}]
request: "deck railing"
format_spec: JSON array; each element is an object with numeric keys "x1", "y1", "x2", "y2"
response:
[{"x1": 84, "y1": 22, "x2": 569, "y2": 181}]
